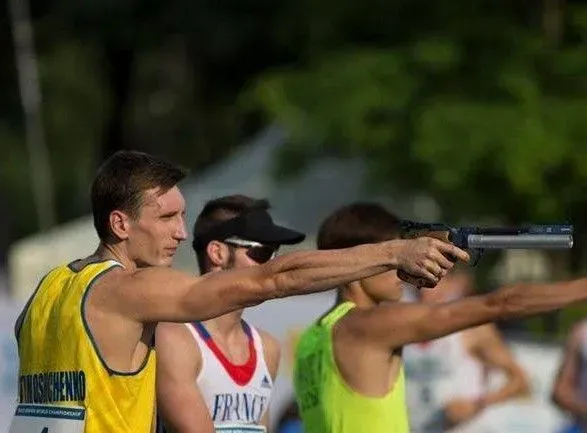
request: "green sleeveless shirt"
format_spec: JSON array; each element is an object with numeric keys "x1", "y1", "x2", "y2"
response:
[{"x1": 293, "y1": 301, "x2": 409, "y2": 433}]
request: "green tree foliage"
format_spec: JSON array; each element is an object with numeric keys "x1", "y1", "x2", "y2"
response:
[
  {"x1": 1, "y1": 0, "x2": 298, "y2": 241},
  {"x1": 246, "y1": 0, "x2": 587, "y2": 335},
  {"x1": 250, "y1": 0, "x2": 587, "y2": 237}
]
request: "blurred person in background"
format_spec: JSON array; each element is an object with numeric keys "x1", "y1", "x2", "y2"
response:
[
  {"x1": 10, "y1": 151, "x2": 468, "y2": 433},
  {"x1": 275, "y1": 399, "x2": 304, "y2": 433},
  {"x1": 552, "y1": 319, "x2": 587, "y2": 433},
  {"x1": 404, "y1": 268, "x2": 530, "y2": 432},
  {"x1": 293, "y1": 202, "x2": 587, "y2": 433},
  {"x1": 156, "y1": 195, "x2": 305, "y2": 432}
]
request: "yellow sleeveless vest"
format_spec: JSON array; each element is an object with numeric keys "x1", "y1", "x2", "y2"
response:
[
  {"x1": 294, "y1": 302, "x2": 409, "y2": 433},
  {"x1": 16, "y1": 258, "x2": 156, "y2": 433}
]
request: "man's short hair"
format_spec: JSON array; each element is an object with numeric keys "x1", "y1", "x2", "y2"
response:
[
  {"x1": 317, "y1": 202, "x2": 401, "y2": 250},
  {"x1": 91, "y1": 150, "x2": 188, "y2": 241},
  {"x1": 193, "y1": 195, "x2": 270, "y2": 273}
]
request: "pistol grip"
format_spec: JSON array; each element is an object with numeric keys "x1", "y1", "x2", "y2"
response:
[{"x1": 397, "y1": 269, "x2": 437, "y2": 289}]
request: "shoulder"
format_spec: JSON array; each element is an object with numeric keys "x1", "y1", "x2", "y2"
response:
[
  {"x1": 155, "y1": 323, "x2": 203, "y2": 378},
  {"x1": 256, "y1": 327, "x2": 281, "y2": 360},
  {"x1": 333, "y1": 302, "x2": 391, "y2": 341},
  {"x1": 156, "y1": 322, "x2": 196, "y2": 339},
  {"x1": 156, "y1": 322, "x2": 200, "y2": 354},
  {"x1": 330, "y1": 303, "x2": 390, "y2": 354},
  {"x1": 112, "y1": 266, "x2": 199, "y2": 292},
  {"x1": 86, "y1": 265, "x2": 128, "y2": 295},
  {"x1": 82, "y1": 259, "x2": 125, "y2": 280}
]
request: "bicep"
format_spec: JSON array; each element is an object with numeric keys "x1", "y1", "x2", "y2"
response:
[
  {"x1": 106, "y1": 267, "x2": 270, "y2": 323},
  {"x1": 342, "y1": 297, "x2": 500, "y2": 350},
  {"x1": 340, "y1": 304, "x2": 436, "y2": 350},
  {"x1": 155, "y1": 326, "x2": 214, "y2": 433}
]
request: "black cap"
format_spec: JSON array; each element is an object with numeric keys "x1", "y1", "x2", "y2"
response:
[{"x1": 192, "y1": 208, "x2": 306, "y2": 250}]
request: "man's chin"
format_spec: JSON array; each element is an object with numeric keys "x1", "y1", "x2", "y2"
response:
[
  {"x1": 159, "y1": 257, "x2": 174, "y2": 268},
  {"x1": 136, "y1": 258, "x2": 174, "y2": 268}
]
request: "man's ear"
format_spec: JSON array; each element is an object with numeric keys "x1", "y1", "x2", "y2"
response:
[
  {"x1": 109, "y1": 210, "x2": 131, "y2": 240},
  {"x1": 206, "y1": 240, "x2": 231, "y2": 267}
]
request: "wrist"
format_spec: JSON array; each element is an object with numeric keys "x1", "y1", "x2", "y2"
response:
[{"x1": 381, "y1": 239, "x2": 403, "y2": 269}]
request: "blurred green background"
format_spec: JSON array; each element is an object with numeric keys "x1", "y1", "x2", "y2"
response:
[{"x1": 1, "y1": 0, "x2": 586, "y2": 337}]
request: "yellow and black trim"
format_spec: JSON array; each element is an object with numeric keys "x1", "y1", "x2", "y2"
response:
[{"x1": 80, "y1": 262, "x2": 154, "y2": 377}]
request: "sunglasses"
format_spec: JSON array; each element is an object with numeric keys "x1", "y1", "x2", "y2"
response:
[{"x1": 223, "y1": 237, "x2": 279, "y2": 264}]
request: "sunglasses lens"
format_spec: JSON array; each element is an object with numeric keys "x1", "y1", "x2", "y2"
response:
[{"x1": 246, "y1": 246, "x2": 277, "y2": 263}]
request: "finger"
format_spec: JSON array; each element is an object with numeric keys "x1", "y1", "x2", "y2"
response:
[
  {"x1": 429, "y1": 249, "x2": 455, "y2": 270},
  {"x1": 420, "y1": 275, "x2": 440, "y2": 288},
  {"x1": 423, "y1": 259, "x2": 443, "y2": 278},
  {"x1": 423, "y1": 278, "x2": 440, "y2": 288},
  {"x1": 397, "y1": 267, "x2": 440, "y2": 287},
  {"x1": 397, "y1": 270, "x2": 438, "y2": 288},
  {"x1": 435, "y1": 241, "x2": 470, "y2": 263}
]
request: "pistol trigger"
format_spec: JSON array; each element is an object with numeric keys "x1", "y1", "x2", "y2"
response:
[{"x1": 469, "y1": 249, "x2": 483, "y2": 266}]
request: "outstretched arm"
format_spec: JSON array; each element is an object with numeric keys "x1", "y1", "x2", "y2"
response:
[
  {"x1": 101, "y1": 237, "x2": 468, "y2": 323},
  {"x1": 339, "y1": 279, "x2": 587, "y2": 352},
  {"x1": 552, "y1": 323, "x2": 587, "y2": 418}
]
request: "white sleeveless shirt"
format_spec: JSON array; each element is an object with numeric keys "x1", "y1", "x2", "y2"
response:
[
  {"x1": 186, "y1": 320, "x2": 273, "y2": 432},
  {"x1": 403, "y1": 331, "x2": 486, "y2": 433}
]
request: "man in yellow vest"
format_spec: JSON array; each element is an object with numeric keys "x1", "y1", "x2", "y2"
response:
[
  {"x1": 294, "y1": 202, "x2": 587, "y2": 433},
  {"x1": 10, "y1": 151, "x2": 469, "y2": 433}
]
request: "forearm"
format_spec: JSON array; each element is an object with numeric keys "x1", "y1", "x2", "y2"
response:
[
  {"x1": 415, "y1": 295, "x2": 503, "y2": 343},
  {"x1": 427, "y1": 278, "x2": 587, "y2": 339},
  {"x1": 482, "y1": 377, "x2": 528, "y2": 406},
  {"x1": 177, "y1": 243, "x2": 398, "y2": 322},
  {"x1": 444, "y1": 380, "x2": 526, "y2": 428},
  {"x1": 499, "y1": 278, "x2": 587, "y2": 319},
  {"x1": 264, "y1": 242, "x2": 400, "y2": 299},
  {"x1": 443, "y1": 400, "x2": 481, "y2": 427},
  {"x1": 421, "y1": 275, "x2": 587, "y2": 342}
]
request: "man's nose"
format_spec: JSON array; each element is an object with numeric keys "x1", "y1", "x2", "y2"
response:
[{"x1": 174, "y1": 219, "x2": 188, "y2": 241}]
